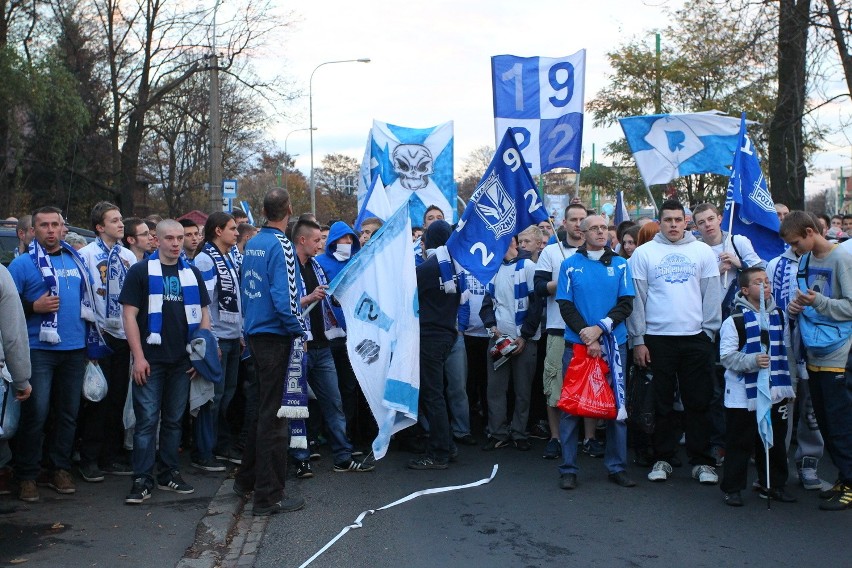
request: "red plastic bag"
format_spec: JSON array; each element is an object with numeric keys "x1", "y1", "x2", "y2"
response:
[{"x1": 557, "y1": 344, "x2": 617, "y2": 420}]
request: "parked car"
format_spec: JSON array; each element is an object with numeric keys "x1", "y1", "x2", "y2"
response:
[{"x1": 0, "y1": 221, "x2": 95, "y2": 266}]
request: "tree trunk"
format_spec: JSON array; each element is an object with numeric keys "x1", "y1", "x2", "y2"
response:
[
  {"x1": 825, "y1": 0, "x2": 852, "y2": 98},
  {"x1": 768, "y1": 0, "x2": 810, "y2": 210}
]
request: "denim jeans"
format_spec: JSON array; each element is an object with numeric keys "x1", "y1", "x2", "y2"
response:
[
  {"x1": 444, "y1": 334, "x2": 472, "y2": 438},
  {"x1": 237, "y1": 335, "x2": 292, "y2": 508},
  {"x1": 131, "y1": 359, "x2": 191, "y2": 481},
  {"x1": 213, "y1": 338, "x2": 241, "y2": 454},
  {"x1": 419, "y1": 333, "x2": 455, "y2": 462},
  {"x1": 14, "y1": 349, "x2": 86, "y2": 479},
  {"x1": 558, "y1": 342, "x2": 629, "y2": 475},
  {"x1": 809, "y1": 359, "x2": 852, "y2": 484},
  {"x1": 290, "y1": 347, "x2": 352, "y2": 464}
]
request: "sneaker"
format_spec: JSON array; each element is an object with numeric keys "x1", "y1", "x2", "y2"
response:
[
  {"x1": 758, "y1": 487, "x2": 797, "y2": 503},
  {"x1": 233, "y1": 480, "x2": 252, "y2": 499},
  {"x1": 18, "y1": 479, "x2": 39, "y2": 503},
  {"x1": 724, "y1": 491, "x2": 744, "y2": 507},
  {"x1": 453, "y1": 434, "x2": 478, "y2": 446},
  {"x1": 819, "y1": 480, "x2": 843, "y2": 500},
  {"x1": 191, "y1": 457, "x2": 226, "y2": 472},
  {"x1": 407, "y1": 456, "x2": 448, "y2": 470},
  {"x1": 691, "y1": 465, "x2": 719, "y2": 485},
  {"x1": 333, "y1": 459, "x2": 375, "y2": 473},
  {"x1": 543, "y1": 438, "x2": 562, "y2": 460},
  {"x1": 582, "y1": 439, "x2": 605, "y2": 458},
  {"x1": 514, "y1": 439, "x2": 531, "y2": 451},
  {"x1": 449, "y1": 447, "x2": 459, "y2": 462},
  {"x1": 295, "y1": 460, "x2": 314, "y2": 479},
  {"x1": 528, "y1": 422, "x2": 550, "y2": 440},
  {"x1": 819, "y1": 484, "x2": 852, "y2": 511},
  {"x1": 308, "y1": 440, "x2": 321, "y2": 461},
  {"x1": 710, "y1": 446, "x2": 725, "y2": 467},
  {"x1": 157, "y1": 470, "x2": 194, "y2": 494},
  {"x1": 559, "y1": 473, "x2": 577, "y2": 490},
  {"x1": 798, "y1": 456, "x2": 822, "y2": 490},
  {"x1": 47, "y1": 470, "x2": 76, "y2": 494},
  {"x1": 482, "y1": 437, "x2": 510, "y2": 451},
  {"x1": 125, "y1": 477, "x2": 152, "y2": 505},
  {"x1": 608, "y1": 471, "x2": 637, "y2": 487},
  {"x1": 648, "y1": 461, "x2": 673, "y2": 482},
  {"x1": 215, "y1": 449, "x2": 243, "y2": 465},
  {"x1": 253, "y1": 496, "x2": 305, "y2": 516},
  {"x1": 101, "y1": 461, "x2": 133, "y2": 476},
  {"x1": 78, "y1": 462, "x2": 105, "y2": 483},
  {"x1": 0, "y1": 467, "x2": 13, "y2": 495}
]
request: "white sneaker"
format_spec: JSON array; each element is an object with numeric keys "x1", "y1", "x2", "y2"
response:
[
  {"x1": 799, "y1": 457, "x2": 822, "y2": 490},
  {"x1": 648, "y1": 461, "x2": 672, "y2": 482},
  {"x1": 692, "y1": 465, "x2": 719, "y2": 485}
]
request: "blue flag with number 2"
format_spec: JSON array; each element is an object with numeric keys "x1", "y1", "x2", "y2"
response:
[{"x1": 447, "y1": 129, "x2": 550, "y2": 287}]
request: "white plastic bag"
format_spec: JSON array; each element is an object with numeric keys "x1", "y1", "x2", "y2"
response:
[{"x1": 82, "y1": 361, "x2": 108, "y2": 402}]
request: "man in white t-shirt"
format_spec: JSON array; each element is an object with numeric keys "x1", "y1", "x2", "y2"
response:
[
  {"x1": 627, "y1": 199, "x2": 722, "y2": 485},
  {"x1": 693, "y1": 202, "x2": 764, "y2": 465}
]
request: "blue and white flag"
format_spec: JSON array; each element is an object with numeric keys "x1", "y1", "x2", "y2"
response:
[
  {"x1": 358, "y1": 120, "x2": 456, "y2": 225},
  {"x1": 239, "y1": 200, "x2": 255, "y2": 225},
  {"x1": 756, "y1": 283, "x2": 773, "y2": 453},
  {"x1": 619, "y1": 111, "x2": 742, "y2": 186},
  {"x1": 447, "y1": 129, "x2": 551, "y2": 287},
  {"x1": 722, "y1": 114, "x2": 785, "y2": 262},
  {"x1": 492, "y1": 50, "x2": 586, "y2": 175},
  {"x1": 354, "y1": 174, "x2": 392, "y2": 232},
  {"x1": 326, "y1": 203, "x2": 419, "y2": 460},
  {"x1": 614, "y1": 191, "x2": 629, "y2": 226}
]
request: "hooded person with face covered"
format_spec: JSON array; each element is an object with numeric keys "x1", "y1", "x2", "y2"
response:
[{"x1": 315, "y1": 222, "x2": 364, "y2": 442}]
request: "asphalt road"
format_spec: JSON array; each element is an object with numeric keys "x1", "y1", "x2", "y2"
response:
[{"x1": 257, "y1": 440, "x2": 846, "y2": 568}]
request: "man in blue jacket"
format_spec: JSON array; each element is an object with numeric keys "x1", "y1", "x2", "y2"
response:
[{"x1": 236, "y1": 188, "x2": 307, "y2": 516}]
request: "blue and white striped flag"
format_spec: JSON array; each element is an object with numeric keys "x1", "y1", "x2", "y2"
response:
[
  {"x1": 239, "y1": 200, "x2": 255, "y2": 225},
  {"x1": 614, "y1": 191, "x2": 629, "y2": 226},
  {"x1": 619, "y1": 111, "x2": 742, "y2": 186},
  {"x1": 756, "y1": 282, "x2": 773, "y2": 453},
  {"x1": 354, "y1": 174, "x2": 393, "y2": 232},
  {"x1": 326, "y1": 203, "x2": 419, "y2": 460}
]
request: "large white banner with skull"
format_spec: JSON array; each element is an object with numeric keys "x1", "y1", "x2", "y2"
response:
[{"x1": 358, "y1": 120, "x2": 457, "y2": 225}]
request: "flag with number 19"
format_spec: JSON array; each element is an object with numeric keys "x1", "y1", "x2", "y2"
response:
[{"x1": 447, "y1": 128, "x2": 550, "y2": 287}]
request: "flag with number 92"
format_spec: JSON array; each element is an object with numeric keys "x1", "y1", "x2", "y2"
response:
[{"x1": 447, "y1": 128, "x2": 550, "y2": 287}]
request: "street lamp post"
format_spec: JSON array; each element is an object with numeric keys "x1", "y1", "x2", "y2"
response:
[
  {"x1": 209, "y1": 0, "x2": 224, "y2": 214},
  {"x1": 309, "y1": 58, "x2": 370, "y2": 215},
  {"x1": 284, "y1": 127, "x2": 314, "y2": 190}
]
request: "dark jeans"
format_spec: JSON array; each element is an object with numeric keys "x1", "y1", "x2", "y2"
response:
[
  {"x1": 131, "y1": 359, "x2": 191, "y2": 480},
  {"x1": 213, "y1": 338, "x2": 242, "y2": 454},
  {"x1": 330, "y1": 337, "x2": 358, "y2": 437},
  {"x1": 810, "y1": 363, "x2": 852, "y2": 484},
  {"x1": 14, "y1": 348, "x2": 86, "y2": 479},
  {"x1": 721, "y1": 401, "x2": 791, "y2": 493},
  {"x1": 80, "y1": 334, "x2": 131, "y2": 467},
  {"x1": 645, "y1": 333, "x2": 715, "y2": 466},
  {"x1": 464, "y1": 335, "x2": 490, "y2": 425},
  {"x1": 236, "y1": 355, "x2": 258, "y2": 451},
  {"x1": 419, "y1": 333, "x2": 455, "y2": 462},
  {"x1": 237, "y1": 335, "x2": 292, "y2": 508}
]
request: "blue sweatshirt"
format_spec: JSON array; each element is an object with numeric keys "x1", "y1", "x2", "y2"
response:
[{"x1": 240, "y1": 227, "x2": 305, "y2": 338}]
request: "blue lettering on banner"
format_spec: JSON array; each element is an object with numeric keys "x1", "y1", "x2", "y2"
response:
[
  {"x1": 354, "y1": 292, "x2": 393, "y2": 331},
  {"x1": 654, "y1": 254, "x2": 696, "y2": 284}
]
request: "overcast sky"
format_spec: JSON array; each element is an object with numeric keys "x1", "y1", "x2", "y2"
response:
[{"x1": 263, "y1": 0, "x2": 851, "y2": 184}]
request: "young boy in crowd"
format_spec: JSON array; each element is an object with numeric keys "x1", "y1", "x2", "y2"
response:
[{"x1": 718, "y1": 267, "x2": 796, "y2": 506}]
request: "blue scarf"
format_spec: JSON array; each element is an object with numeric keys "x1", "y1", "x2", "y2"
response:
[
  {"x1": 599, "y1": 331, "x2": 627, "y2": 421},
  {"x1": 434, "y1": 246, "x2": 467, "y2": 298},
  {"x1": 299, "y1": 258, "x2": 343, "y2": 341},
  {"x1": 96, "y1": 238, "x2": 129, "y2": 332},
  {"x1": 201, "y1": 242, "x2": 240, "y2": 324},
  {"x1": 486, "y1": 258, "x2": 529, "y2": 329},
  {"x1": 145, "y1": 251, "x2": 201, "y2": 345},
  {"x1": 28, "y1": 239, "x2": 95, "y2": 344},
  {"x1": 741, "y1": 309, "x2": 794, "y2": 411}
]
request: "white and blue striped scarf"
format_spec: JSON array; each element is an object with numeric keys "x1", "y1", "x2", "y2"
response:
[
  {"x1": 435, "y1": 246, "x2": 468, "y2": 299},
  {"x1": 145, "y1": 251, "x2": 201, "y2": 345},
  {"x1": 487, "y1": 258, "x2": 529, "y2": 329},
  {"x1": 741, "y1": 309, "x2": 794, "y2": 411},
  {"x1": 599, "y1": 332, "x2": 627, "y2": 421},
  {"x1": 299, "y1": 258, "x2": 343, "y2": 341},
  {"x1": 29, "y1": 239, "x2": 95, "y2": 344},
  {"x1": 201, "y1": 242, "x2": 240, "y2": 324},
  {"x1": 96, "y1": 237, "x2": 129, "y2": 331}
]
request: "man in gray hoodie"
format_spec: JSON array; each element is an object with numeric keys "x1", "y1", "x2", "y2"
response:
[
  {"x1": 0, "y1": 263, "x2": 32, "y2": 494},
  {"x1": 627, "y1": 200, "x2": 722, "y2": 485}
]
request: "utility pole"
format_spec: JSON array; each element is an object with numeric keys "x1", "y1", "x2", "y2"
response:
[{"x1": 209, "y1": 0, "x2": 224, "y2": 214}]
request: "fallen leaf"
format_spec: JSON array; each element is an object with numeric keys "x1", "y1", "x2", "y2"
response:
[{"x1": 9, "y1": 558, "x2": 28, "y2": 564}]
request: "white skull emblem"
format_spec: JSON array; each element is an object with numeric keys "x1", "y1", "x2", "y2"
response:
[{"x1": 392, "y1": 144, "x2": 433, "y2": 191}]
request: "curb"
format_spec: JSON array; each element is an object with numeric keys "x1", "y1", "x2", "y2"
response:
[{"x1": 176, "y1": 478, "x2": 246, "y2": 568}]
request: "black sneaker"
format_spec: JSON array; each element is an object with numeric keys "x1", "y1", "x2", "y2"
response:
[
  {"x1": 157, "y1": 470, "x2": 194, "y2": 494},
  {"x1": 514, "y1": 439, "x2": 531, "y2": 451},
  {"x1": 582, "y1": 439, "x2": 605, "y2": 458},
  {"x1": 125, "y1": 477, "x2": 152, "y2": 505},
  {"x1": 295, "y1": 460, "x2": 314, "y2": 479},
  {"x1": 407, "y1": 456, "x2": 448, "y2": 470},
  {"x1": 758, "y1": 487, "x2": 797, "y2": 503},
  {"x1": 543, "y1": 438, "x2": 562, "y2": 460},
  {"x1": 482, "y1": 437, "x2": 510, "y2": 451},
  {"x1": 819, "y1": 483, "x2": 852, "y2": 511},
  {"x1": 253, "y1": 496, "x2": 305, "y2": 516},
  {"x1": 308, "y1": 440, "x2": 321, "y2": 461},
  {"x1": 79, "y1": 462, "x2": 105, "y2": 483},
  {"x1": 214, "y1": 449, "x2": 243, "y2": 465},
  {"x1": 102, "y1": 461, "x2": 133, "y2": 476},
  {"x1": 724, "y1": 491, "x2": 744, "y2": 507},
  {"x1": 453, "y1": 434, "x2": 478, "y2": 446},
  {"x1": 333, "y1": 459, "x2": 375, "y2": 473},
  {"x1": 529, "y1": 422, "x2": 550, "y2": 440},
  {"x1": 191, "y1": 457, "x2": 226, "y2": 472},
  {"x1": 233, "y1": 480, "x2": 252, "y2": 499}
]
